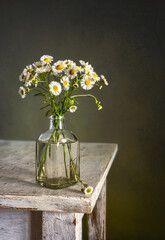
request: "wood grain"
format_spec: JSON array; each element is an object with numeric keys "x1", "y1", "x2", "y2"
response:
[{"x1": 87, "y1": 181, "x2": 106, "y2": 240}]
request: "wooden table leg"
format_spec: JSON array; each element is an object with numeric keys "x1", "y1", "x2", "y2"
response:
[
  {"x1": 42, "y1": 212, "x2": 84, "y2": 240},
  {"x1": 0, "y1": 209, "x2": 31, "y2": 240},
  {"x1": 87, "y1": 181, "x2": 106, "y2": 240}
]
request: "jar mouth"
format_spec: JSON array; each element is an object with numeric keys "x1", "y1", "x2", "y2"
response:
[{"x1": 49, "y1": 115, "x2": 64, "y2": 120}]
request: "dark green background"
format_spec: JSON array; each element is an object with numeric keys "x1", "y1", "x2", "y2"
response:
[{"x1": 0, "y1": 0, "x2": 165, "y2": 239}]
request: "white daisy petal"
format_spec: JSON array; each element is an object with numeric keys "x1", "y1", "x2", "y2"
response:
[
  {"x1": 40, "y1": 55, "x2": 53, "y2": 65},
  {"x1": 19, "y1": 86, "x2": 26, "y2": 98},
  {"x1": 49, "y1": 81, "x2": 62, "y2": 96},
  {"x1": 69, "y1": 105, "x2": 77, "y2": 113}
]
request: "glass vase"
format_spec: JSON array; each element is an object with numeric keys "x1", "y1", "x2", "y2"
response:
[{"x1": 36, "y1": 115, "x2": 80, "y2": 189}]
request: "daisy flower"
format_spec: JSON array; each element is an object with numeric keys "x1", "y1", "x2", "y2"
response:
[
  {"x1": 60, "y1": 76, "x2": 70, "y2": 90},
  {"x1": 23, "y1": 65, "x2": 33, "y2": 76},
  {"x1": 40, "y1": 55, "x2": 53, "y2": 65},
  {"x1": 84, "y1": 186, "x2": 93, "y2": 196},
  {"x1": 79, "y1": 60, "x2": 93, "y2": 74},
  {"x1": 33, "y1": 61, "x2": 43, "y2": 69},
  {"x1": 49, "y1": 81, "x2": 62, "y2": 96},
  {"x1": 64, "y1": 59, "x2": 76, "y2": 67},
  {"x1": 97, "y1": 105, "x2": 102, "y2": 110},
  {"x1": 80, "y1": 76, "x2": 94, "y2": 90},
  {"x1": 101, "y1": 75, "x2": 108, "y2": 85},
  {"x1": 67, "y1": 65, "x2": 78, "y2": 79},
  {"x1": 90, "y1": 71, "x2": 100, "y2": 82},
  {"x1": 52, "y1": 60, "x2": 66, "y2": 75},
  {"x1": 69, "y1": 105, "x2": 77, "y2": 113},
  {"x1": 36, "y1": 65, "x2": 51, "y2": 74},
  {"x1": 19, "y1": 71, "x2": 27, "y2": 82},
  {"x1": 24, "y1": 75, "x2": 35, "y2": 87},
  {"x1": 19, "y1": 86, "x2": 26, "y2": 98}
]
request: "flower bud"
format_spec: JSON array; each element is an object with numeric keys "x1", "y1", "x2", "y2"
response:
[{"x1": 69, "y1": 100, "x2": 74, "y2": 105}]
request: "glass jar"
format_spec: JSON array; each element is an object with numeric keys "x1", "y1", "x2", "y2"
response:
[{"x1": 36, "y1": 115, "x2": 80, "y2": 189}]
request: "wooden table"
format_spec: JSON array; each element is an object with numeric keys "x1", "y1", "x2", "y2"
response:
[{"x1": 0, "y1": 140, "x2": 118, "y2": 240}]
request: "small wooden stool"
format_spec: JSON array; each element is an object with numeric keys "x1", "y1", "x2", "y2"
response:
[{"x1": 0, "y1": 140, "x2": 118, "y2": 240}]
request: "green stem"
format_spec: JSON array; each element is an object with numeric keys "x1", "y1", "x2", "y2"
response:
[
  {"x1": 37, "y1": 143, "x2": 48, "y2": 178},
  {"x1": 67, "y1": 143, "x2": 85, "y2": 187},
  {"x1": 62, "y1": 144, "x2": 68, "y2": 177},
  {"x1": 71, "y1": 94, "x2": 98, "y2": 103}
]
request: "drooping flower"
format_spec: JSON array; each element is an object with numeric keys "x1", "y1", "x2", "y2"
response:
[
  {"x1": 19, "y1": 86, "x2": 26, "y2": 98},
  {"x1": 80, "y1": 76, "x2": 94, "y2": 90},
  {"x1": 49, "y1": 81, "x2": 62, "y2": 96},
  {"x1": 60, "y1": 76, "x2": 70, "y2": 90},
  {"x1": 40, "y1": 55, "x2": 53, "y2": 65},
  {"x1": 52, "y1": 60, "x2": 66, "y2": 75},
  {"x1": 84, "y1": 186, "x2": 93, "y2": 195},
  {"x1": 101, "y1": 75, "x2": 108, "y2": 85},
  {"x1": 69, "y1": 105, "x2": 77, "y2": 113},
  {"x1": 97, "y1": 105, "x2": 102, "y2": 110}
]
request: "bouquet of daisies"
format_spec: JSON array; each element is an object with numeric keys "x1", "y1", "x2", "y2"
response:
[
  {"x1": 18, "y1": 55, "x2": 108, "y2": 195},
  {"x1": 19, "y1": 55, "x2": 108, "y2": 117}
]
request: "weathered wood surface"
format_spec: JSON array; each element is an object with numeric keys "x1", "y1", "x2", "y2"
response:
[
  {"x1": 0, "y1": 140, "x2": 118, "y2": 213},
  {"x1": 0, "y1": 209, "x2": 31, "y2": 240},
  {"x1": 42, "y1": 212, "x2": 84, "y2": 240},
  {"x1": 87, "y1": 181, "x2": 106, "y2": 240}
]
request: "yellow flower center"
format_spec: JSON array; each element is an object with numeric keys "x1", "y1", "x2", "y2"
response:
[
  {"x1": 56, "y1": 64, "x2": 63, "y2": 70},
  {"x1": 85, "y1": 79, "x2": 91, "y2": 85},
  {"x1": 44, "y1": 58, "x2": 50, "y2": 62},
  {"x1": 69, "y1": 68, "x2": 75, "y2": 75},
  {"x1": 86, "y1": 69, "x2": 90, "y2": 75},
  {"x1": 92, "y1": 73, "x2": 97, "y2": 78},
  {"x1": 63, "y1": 80, "x2": 67, "y2": 86},
  {"x1": 21, "y1": 89, "x2": 24, "y2": 95},
  {"x1": 86, "y1": 188, "x2": 91, "y2": 193},
  {"x1": 53, "y1": 85, "x2": 58, "y2": 92}
]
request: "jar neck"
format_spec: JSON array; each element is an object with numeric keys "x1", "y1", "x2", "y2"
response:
[{"x1": 49, "y1": 115, "x2": 66, "y2": 130}]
